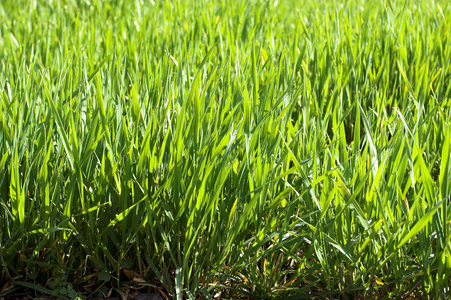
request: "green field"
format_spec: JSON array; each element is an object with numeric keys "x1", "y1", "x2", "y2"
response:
[{"x1": 1, "y1": 0, "x2": 451, "y2": 299}]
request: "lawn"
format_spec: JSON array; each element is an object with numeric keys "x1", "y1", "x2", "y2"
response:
[{"x1": 0, "y1": 0, "x2": 450, "y2": 299}]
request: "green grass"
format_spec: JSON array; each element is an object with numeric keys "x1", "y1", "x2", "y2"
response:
[{"x1": 0, "y1": 0, "x2": 450, "y2": 298}]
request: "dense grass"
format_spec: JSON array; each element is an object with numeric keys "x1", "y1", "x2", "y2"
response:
[{"x1": 1, "y1": 0, "x2": 450, "y2": 298}]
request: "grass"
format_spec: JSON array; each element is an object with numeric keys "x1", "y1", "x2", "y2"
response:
[{"x1": 0, "y1": 0, "x2": 450, "y2": 298}]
